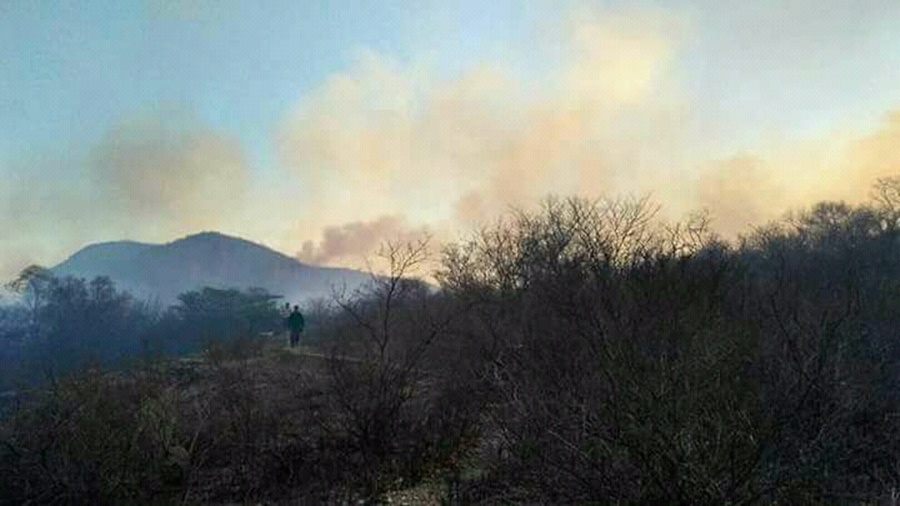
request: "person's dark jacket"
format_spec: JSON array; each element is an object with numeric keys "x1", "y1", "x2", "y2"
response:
[{"x1": 287, "y1": 311, "x2": 305, "y2": 332}]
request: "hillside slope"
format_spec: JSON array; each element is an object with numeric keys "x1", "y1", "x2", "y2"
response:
[{"x1": 52, "y1": 231, "x2": 369, "y2": 303}]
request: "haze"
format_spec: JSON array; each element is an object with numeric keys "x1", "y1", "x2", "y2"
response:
[{"x1": 2, "y1": 0, "x2": 899, "y2": 278}]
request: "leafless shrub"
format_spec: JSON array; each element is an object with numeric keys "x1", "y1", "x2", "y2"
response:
[
  {"x1": 440, "y1": 194, "x2": 900, "y2": 504},
  {"x1": 317, "y1": 238, "x2": 481, "y2": 501},
  {"x1": 5, "y1": 185, "x2": 900, "y2": 504}
]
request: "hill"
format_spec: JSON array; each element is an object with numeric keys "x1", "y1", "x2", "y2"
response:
[{"x1": 52, "y1": 231, "x2": 369, "y2": 303}]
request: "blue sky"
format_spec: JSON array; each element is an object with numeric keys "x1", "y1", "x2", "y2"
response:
[
  {"x1": 1, "y1": 1, "x2": 548, "y2": 164},
  {"x1": 1, "y1": 0, "x2": 899, "y2": 277},
  {"x1": 3, "y1": 2, "x2": 395, "y2": 160}
]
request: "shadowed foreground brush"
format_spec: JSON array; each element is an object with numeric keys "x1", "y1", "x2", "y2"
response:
[{"x1": 3, "y1": 188, "x2": 900, "y2": 503}]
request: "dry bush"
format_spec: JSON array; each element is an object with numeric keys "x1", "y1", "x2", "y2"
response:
[
  {"x1": 439, "y1": 195, "x2": 900, "y2": 504},
  {"x1": 5, "y1": 189, "x2": 900, "y2": 504},
  {"x1": 315, "y1": 239, "x2": 483, "y2": 501},
  {"x1": 0, "y1": 368, "x2": 186, "y2": 504}
]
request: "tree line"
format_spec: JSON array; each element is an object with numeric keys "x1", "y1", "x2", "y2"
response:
[
  {"x1": 3, "y1": 178, "x2": 900, "y2": 503},
  {"x1": 0, "y1": 272, "x2": 283, "y2": 389}
]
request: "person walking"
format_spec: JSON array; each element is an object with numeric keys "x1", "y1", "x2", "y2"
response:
[{"x1": 286, "y1": 305, "x2": 305, "y2": 348}]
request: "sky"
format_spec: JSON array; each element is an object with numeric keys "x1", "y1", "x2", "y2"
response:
[{"x1": 1, "y1": 0, "x2": 899, "y2": 279}]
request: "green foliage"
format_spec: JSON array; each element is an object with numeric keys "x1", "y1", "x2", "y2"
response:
[
  {"x1": 164, "y1": 286, "x2": 281, "y2": 356},
  {"x1": 4, "y1": 265, "x2": 52, "y2": 299},
  {"x1": 0, "y1": 274, "x2": 287, "y2": 390},
  {"x1": 174, "y1": 287, "x2": 280, "y2": 337},
  {"x1": 0, "y1": 275, "x2": 157, "y2": 387},
  {"x1": 4, "y1": 265, "x2": 52, "y2": 340}
]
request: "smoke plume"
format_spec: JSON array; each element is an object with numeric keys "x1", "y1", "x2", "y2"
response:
[{"x1": 296, "y1": 215, "x2": 430, "y2": 266}]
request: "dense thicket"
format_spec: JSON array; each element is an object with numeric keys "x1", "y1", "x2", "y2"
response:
[
  {"x1": 3, "y1": 179, "x2": 900, "y2": 504},
  {"x1": 437, "y1": 194, "x2": 900, "y2": 503},
  {"x1": 0, "y1": 276, "x2": 282, "y2": 389}
]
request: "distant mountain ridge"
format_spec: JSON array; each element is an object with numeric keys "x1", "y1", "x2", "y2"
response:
[{"x1": 52, "y1": 232, "x2": 369, "y2": 304}]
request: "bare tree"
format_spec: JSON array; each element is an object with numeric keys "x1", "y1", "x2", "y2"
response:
[{"x1": 317, "y1": 237, "x2": 473, "y2": 499}]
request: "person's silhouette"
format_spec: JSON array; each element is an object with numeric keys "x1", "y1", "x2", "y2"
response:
[{"x1": 286, "y1": 305, "x2": 305, "y2": 348}]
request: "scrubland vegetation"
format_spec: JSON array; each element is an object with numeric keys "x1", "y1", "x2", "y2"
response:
[{"x1": 4, "y1": 178, "x2": 900, "y2": 503}]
